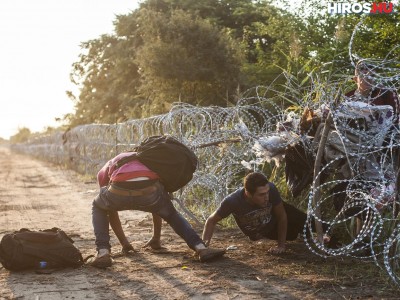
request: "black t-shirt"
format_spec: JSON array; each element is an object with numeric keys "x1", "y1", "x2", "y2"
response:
[{"x1": 215, "y1": 183, "x2": 282, "y2": 240}]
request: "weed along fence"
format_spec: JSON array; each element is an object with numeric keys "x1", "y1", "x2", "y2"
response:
[{"x1": 11, "y1": 84, "x2": 400, "y2": 285}]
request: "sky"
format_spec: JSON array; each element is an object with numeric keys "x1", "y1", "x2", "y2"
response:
[{"x1": 0, "y1": 0, "x2": 141, "y2": 140}]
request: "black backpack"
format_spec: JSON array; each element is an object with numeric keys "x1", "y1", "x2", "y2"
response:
[
  {"x1": 116, "y1": 135, "x2": 198, "y2": 192},
  {"x1": 0, "y1": 228, "x2": 84, "y2": 271}
]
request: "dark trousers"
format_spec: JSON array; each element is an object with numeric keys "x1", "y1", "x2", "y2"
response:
[
  {"x1": 92, "y1": 182, "x2": 203, "y2": 251},
  {"x1": 264, "y1": 202, "x2": 308, "y2": 241}
]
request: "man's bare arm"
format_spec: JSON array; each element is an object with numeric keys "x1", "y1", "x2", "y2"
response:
[
  {"x1": 143, "y1": 213, "x2": 163, "y2": 249},
  {"x1": 202, "y1": 212, "x2": 223, "y2": 246},
  {"x1": 109, "y1": 210, "x2": 132, "y2": 251},
  {"x1": 270, "y1": 202, "x2": 287, "y2": 254}
]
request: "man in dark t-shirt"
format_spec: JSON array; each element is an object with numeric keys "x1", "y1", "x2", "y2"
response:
[
  {"x1": 333, "y1": 60, "x2": 399, "y2": 235},
  {"x1": 202, "y1": 172, "x2": 308, "y2": 254},
  {"x1": 346, "y1": 60, "x2": 399, "y2": 125}
]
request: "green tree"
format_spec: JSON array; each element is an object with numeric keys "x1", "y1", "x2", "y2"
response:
[
  {"x1": 292, "y1": 0, "x2": 400, "y2": 72},
  {"x1": 69, "y1": 3, "x2": 245, "y2": 124},
  {"x1": 69, "y1": 32, "x2": 142, "y2": 126},
  {"x1": 10, "y1": 127, "x2": 31, "y2": 144},
  {"x1": 134, "y1": 9, "x2": 242, "y2": 113},
  {"x1": 69, "y1": 0, "x2": 400, "y2": 126},
  {"x1": 140, "y1": 0, "x2": 304, "y2": 88}
]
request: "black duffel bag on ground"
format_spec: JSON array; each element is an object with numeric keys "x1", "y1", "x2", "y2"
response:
[{"x1": 0, "y1": 227, "x2": 84, "y2": 271}]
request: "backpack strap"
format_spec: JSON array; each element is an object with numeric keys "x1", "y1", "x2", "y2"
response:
[{"x1": 114, "y1": 153, "x2": 138, "y2": 169}]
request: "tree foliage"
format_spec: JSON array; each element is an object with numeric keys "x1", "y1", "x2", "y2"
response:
[
  {"x1": 10, "y1": 127, "x2": 31, "y2": 144},
  {"x1": 67, "y1": 0, "x2": 400, "y2": 126},
  {"x1": 135, "y1": 8, "x2": 242, "y2": 112}
]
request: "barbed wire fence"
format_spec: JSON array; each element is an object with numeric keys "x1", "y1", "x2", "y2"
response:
[
  {"x1": 12, "y1": 82, "x2": 400, "y2": 285},
  {"x1": 303, "y1": 17, "x2": 400, "y2": 285},
  {"x1": 11, "y1": 17, "x2": 400, "y2": 285},
  {"x1": 11, "y1": 98, "x2": 279, "y2": 217}
]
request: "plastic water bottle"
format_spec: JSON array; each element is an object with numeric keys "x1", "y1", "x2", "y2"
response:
[{"x1": 36, "y1": 261, "x2": 52, "y2": 274}]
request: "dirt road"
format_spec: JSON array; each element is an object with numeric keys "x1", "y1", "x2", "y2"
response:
[{"x1": 0, "y1": 146, "x2": 398, "y2": 299}]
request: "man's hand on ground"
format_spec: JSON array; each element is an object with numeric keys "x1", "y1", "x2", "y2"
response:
[
  {"x1": 268, "y1": 245, "x2": 286, "y2": 254},
  {"x1": 121, "y1": 243, "x2": 135, "y2": 255},
  {"x1": 143, "y1": 238, "x2": 165, "y2": 250}
]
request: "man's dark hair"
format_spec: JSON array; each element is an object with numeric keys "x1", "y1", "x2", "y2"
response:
[{"x1": 244, "y1": 172, "x2": 269, "y2": 195}]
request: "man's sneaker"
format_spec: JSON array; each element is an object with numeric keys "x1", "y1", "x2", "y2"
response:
[
  {"x1": 198, "y1": 248, "x2": 226, "y2": 262},
  {"x1": 90, "y1": 253, "x2": 112, "y2": 268}
]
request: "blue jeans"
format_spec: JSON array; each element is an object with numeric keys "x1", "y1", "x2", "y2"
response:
[{"x1": 92, "y1": 182, "x2": 203, "y2": 251}]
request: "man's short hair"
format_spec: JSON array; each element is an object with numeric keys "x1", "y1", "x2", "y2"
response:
[{"x1": 244, "y1": 172, "x2": 269, "y2": 195}]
